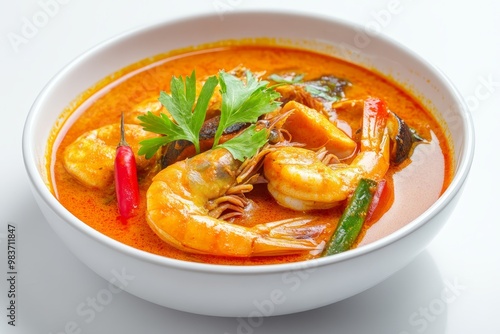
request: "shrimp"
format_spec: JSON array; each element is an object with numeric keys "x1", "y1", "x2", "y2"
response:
[
  {"x1": 145, "y1": 147, "x2": 319, "y2": 257},
  {"x1": 125, "y1": 97, "x2": 166, "y2": 125},
  {"x1": 63, "y1": 123, "x2": 159, "y2": 188},
  {"x1": 263, "y1": 97, "x2": 391, "y2": 211}
]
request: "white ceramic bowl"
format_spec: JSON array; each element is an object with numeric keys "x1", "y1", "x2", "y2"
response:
[{"x1": 23, "y1": 11, "x2": 474, "y2": 317}]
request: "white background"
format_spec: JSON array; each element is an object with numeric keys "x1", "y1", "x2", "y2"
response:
[{"x1": 1, "y1": 0, "x2": 498, "y2": 333}]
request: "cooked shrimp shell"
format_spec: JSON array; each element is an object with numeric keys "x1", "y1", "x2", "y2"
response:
[{"x1": 63, "y1": 123, "x2": 158, "y2": 188}]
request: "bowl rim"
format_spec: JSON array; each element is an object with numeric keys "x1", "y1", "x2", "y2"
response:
[{"x1": 22, "y1": 9, "x2": 475, "y2": 275}]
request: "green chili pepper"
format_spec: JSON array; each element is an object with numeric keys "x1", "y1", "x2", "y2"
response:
[{"x1": 323, "y1": 178, "x2": 377, "y2": 256}]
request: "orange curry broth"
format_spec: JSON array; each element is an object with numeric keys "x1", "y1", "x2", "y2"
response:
[{"x1": 49, "y1": 45, "x2": 454, "y2": 265}]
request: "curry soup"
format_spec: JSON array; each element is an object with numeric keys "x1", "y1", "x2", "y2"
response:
[{"x1": 49, "y1": 45, "x2": 453, "y2": 265}]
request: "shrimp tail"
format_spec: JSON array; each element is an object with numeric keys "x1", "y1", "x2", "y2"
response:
[{"x1": 251, "y1": 217, "x2": 323, "y2": 256}]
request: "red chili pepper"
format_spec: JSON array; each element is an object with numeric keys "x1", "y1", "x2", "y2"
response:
[
  {"x1": 365, "y1": 178, "x2": 394, "y2": 225},
  {"x1": 115, "y1": 113, "x2": 140, "y2": 218}
]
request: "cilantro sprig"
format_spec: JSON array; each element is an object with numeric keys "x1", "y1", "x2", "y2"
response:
[
  {"x1": 138, "y1": 70, "x2": 280, "y2": 161},
  {"x1": 219, "y1": 124, "x2": 268, "y2": 161},
  {"x1": 137, "y1": 71, "x2": 218, "y2": 159}
]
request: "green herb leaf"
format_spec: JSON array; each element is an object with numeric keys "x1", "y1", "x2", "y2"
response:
[
  {"x1": 137, "y1": 71, "x2": 218, "y2": 158},
  {"x1": 137, "y1": 135, "x2": 171, "y2": 159},
  {"x1": 302, "y1": 76, "x2": 350, "y2": 102},
  {"x1": 304, "y1": 84, "x2": 339, "y2": 102},
  {"x1": 268, "y1": 73, "x2": 305, "y2": 84},
  {"x1": 139, "y1": 69, "x2": 280, "y2": 162},
  {"x1": 218, "y1": 124, "x2": 268, "y2": 161},
  {"x1": 214, "y1": 71, "x2": 280, "y2": 147}
]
